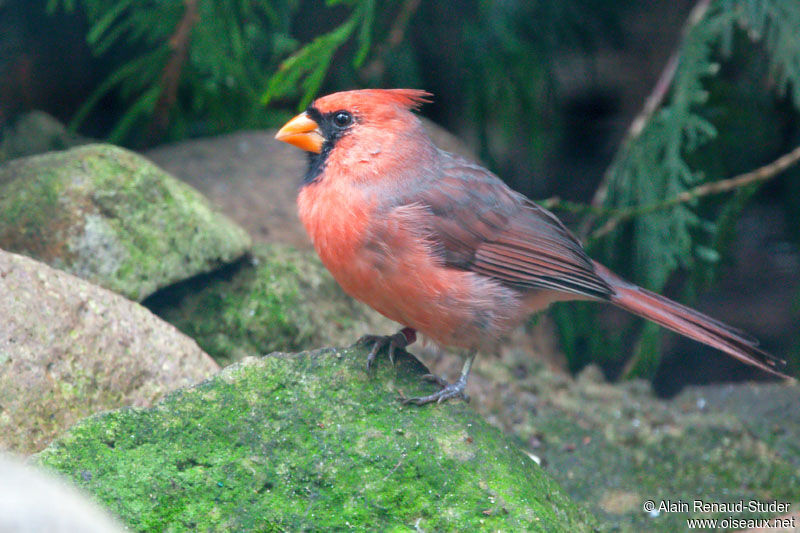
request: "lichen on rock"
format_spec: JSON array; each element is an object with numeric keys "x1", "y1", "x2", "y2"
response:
[{"x1": 0, "y1": 144, "x2": 251, "y2": 301}]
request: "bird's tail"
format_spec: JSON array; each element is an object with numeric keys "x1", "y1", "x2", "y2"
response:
[{"x1": 592, "y1": 261, "x2": 789, "y2": 378}]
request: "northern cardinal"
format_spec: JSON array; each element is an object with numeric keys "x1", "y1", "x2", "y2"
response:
[{"x1": 276, "y1": 88, "x2": 789, "y2": 404}]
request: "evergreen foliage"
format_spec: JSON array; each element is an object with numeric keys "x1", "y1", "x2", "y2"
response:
[
  {"x1": 262, "y1": 0, "x2": 376, "y2": 110},
  {"x1": 46, "y1": 0, "x2": 381, "y2": 143}
]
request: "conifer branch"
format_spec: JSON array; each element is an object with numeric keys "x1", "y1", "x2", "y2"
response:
[
  {"x1": 590, "y1": 143, "x2": 800, "y2": 239},
  {"x1": 148, "y1": 0, "x2": 198, "y2": 142},
  {"x1": 541, "y1": 143, "x2": 800, "y2": 241}
]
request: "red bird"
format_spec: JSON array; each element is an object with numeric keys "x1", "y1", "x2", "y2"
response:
[{"x1": 276, "y1": 88, "x2": 789, "y2": 404}]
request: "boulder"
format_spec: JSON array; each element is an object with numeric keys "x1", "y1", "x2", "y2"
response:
[
  {"x1": 35, "y1": 346, "x2": 596, "y2": 532},
  {"x1": 0, "y1": 144, "x2": 251, "y2": 301},
  {"x1": 0, "y1": 110, "x2": 88, "y2": 163},
  {"x1": 0, "y1": 250, "x2": 219, "y2": 455}
]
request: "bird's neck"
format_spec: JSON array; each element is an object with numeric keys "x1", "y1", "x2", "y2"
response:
[{"x1": 297, "y1": 176, "x2": 374, "y2": 277}]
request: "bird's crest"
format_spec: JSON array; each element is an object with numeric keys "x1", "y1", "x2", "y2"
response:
[
  {"x1": 311, "y1": 89, "x2": 433, "y2": 114},
  {"x1": 373, "y1": 89, "x2": 433, "y2": 110}
]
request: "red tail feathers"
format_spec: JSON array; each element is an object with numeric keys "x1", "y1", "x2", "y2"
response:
[{"x1": 592, "y1": 262, "x2": 789, "y2": 378}]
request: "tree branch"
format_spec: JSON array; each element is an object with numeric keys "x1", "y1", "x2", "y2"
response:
[
  {"x1": 147, "y1": 0, "x2": 199, "y2": 143},
  {"x1": 589, "y1": 143, "x2": 800, "y2": 240}
]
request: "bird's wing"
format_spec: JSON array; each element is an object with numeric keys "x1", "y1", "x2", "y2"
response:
[{"x1": 396, "y1": 151, "x2": 612, "y2": 299}]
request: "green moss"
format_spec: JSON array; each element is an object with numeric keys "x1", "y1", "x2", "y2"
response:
[
  {"x1": 0, "y1": 144, "x2": 251, "y2": 301},
  {"x1": 35, "y1": 347, "x2": 596, "y2": 532},
  {"x1": 149, "y1": 244, "x2": 394, "y2": 366}
]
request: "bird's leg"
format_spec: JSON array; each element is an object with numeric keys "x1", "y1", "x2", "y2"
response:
[
  {"x1": 402, "y1": 352, "x2": 475, "y2": 405},
  {"x1": 357, "y1": 327, "x2": 416, "y2": 370}
]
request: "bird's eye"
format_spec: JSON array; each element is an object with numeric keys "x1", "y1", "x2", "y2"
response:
[{"x1": 333, "y1": 111, "x2": 353, "y2": 128}]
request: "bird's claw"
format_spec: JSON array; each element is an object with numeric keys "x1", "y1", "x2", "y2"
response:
[
  {"x1": 356, "y1": 328, "x2": 416, "y2": 370},
  {"x1": 402, "y1": 374, "x2": 470, "y2": 405},
  {"x1": 358, "y1": 334, "x2": 398, "y2": 370}
]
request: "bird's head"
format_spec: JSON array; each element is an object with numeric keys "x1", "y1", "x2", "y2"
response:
[{"x1": 275, "y1": 89, "x2": 433, "y2": 184}]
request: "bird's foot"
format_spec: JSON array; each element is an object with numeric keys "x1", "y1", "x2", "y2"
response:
[
  {"x1": 401, "y1": 352, "x2": 476, "y2": 406},
  {"x1": 356, "y1": 327, "x2": 416, "y2": 370},
  {"x1": 401, "y1": 373, "x2": 470, "y2": 405}
]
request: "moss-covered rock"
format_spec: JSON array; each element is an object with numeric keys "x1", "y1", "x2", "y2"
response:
[
  {"x1": 0, "y1": 250, "x2": 219, "y2": 455},
  {"x1": 146, "y1": 243, "x2": 397, "y2": 366},
  {"x1": 0, "y1": 144, "x2": 251, "y2": 301},
  {"x1": 34, "y1": 346, "x2": 596, "y2": 532}
]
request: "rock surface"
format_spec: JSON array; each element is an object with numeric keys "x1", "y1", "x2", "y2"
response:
[
  {"x1": 145, "y1": 243, "x2": 397, "y2": 366},
  {"x1": 0, "y1": 250, "x2": 219, "y2": 455},
  {"x1": 35, "y1": 346, "x2": 596, "y2": 532},
  {"x1": 0, "y1": 144, "x2": 251, "y2": 301},
  {"x1": 0, "y1": 453, "x2": 124, "y2": 533}
]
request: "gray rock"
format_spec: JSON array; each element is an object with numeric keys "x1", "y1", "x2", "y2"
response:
[{"x1": 0, "y1": 250, "x2": 220, "y2": 455}]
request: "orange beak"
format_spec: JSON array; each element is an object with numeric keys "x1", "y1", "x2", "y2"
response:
[{"x1": 275, "y1": 112, "x2": 324, "y2": 153}]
